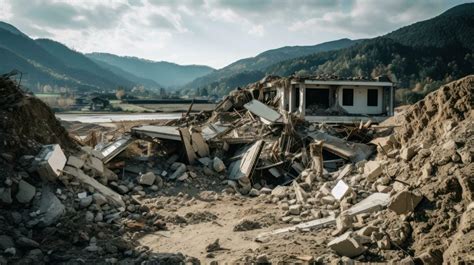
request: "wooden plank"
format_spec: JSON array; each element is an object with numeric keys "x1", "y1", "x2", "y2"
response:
[
  {"x1": 228, "y1": 140, "x2": 265, "y2": 180},
  {"x1": 178, "y1": 128, "x2": 197, "y2": 164}
]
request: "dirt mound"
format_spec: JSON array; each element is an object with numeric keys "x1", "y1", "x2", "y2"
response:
[
  {"x1": 379, "y1": 75, "x2": 474, "y2": 263},
  {"x1": 394, "y1": 75, "x2": 473, "y2": 145},
  {"x1": 0, "y1": 77, "x2": 75, "y2": 159}
]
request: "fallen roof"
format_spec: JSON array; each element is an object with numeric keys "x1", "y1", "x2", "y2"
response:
[{"x1": 131, "y1": 125, "x2": 181, "y2": 141}]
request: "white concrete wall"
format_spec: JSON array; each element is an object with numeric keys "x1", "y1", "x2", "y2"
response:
[{"x1": 337, "y1": 86, "x2": 383, "y2": 115}]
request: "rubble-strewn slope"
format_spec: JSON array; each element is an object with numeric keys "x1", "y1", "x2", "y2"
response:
[
  {"x1": 381, "y1": 75, "x2": 473, "y2": 264},
  {"x1": 395, "y1": 75, "x2": 473, "y2": 145}
]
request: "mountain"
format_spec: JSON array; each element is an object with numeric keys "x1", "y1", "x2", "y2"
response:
[
  {"x1": 385, "y1": 3, "x2": 474, "y2": 51},
  {"x1": 183, "y1": 38, "x2": 359, "y2": 94},
  {"x1": 268, "y1": 3, "x2": 474, "y2": 90},
  {"x1": 0, "y1": 23, "x2": 148, "y2": 92},
  {"x1": 87, "y1": 53, "x2": 215, "y2": 88}
]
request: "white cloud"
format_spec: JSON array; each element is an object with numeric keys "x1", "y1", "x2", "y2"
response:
[
  {"x1": 0, "y1": 0, "x2": 470, "y2": 68},
  {"x1": 248, "y1": 24, "x2": 264, "y2": 37}
]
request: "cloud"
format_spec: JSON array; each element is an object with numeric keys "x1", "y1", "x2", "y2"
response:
[{"x1": 0, "y1": 0, "x2": 470, "y2": 68}]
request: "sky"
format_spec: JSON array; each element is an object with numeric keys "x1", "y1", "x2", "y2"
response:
[{"x1": 0, "y1": 0, "x2": 470, "y2": 69}]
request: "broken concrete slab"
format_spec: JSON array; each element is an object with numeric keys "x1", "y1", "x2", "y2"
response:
[
  {"x1": 244, "y1": 99, "x2": 282, "y2": 124},
  {"x1": 364, "y1": 160, "x2": 383, "y2": 181},
  {"x1": 388, "y1": 190, "x2": 423, "y2": 215},
  {"x1": 328, "y1": 231, "x2": 367, "y2": 258},
  {"x1": 36, "y1": 144, "x2": 67, "y2": 182},
  {"x1": 67, "y1": 155, "x2": 84, "y2": 169},
  {"x1": 15, "y1": 180, "x2": 36, "y2": 204},
  {"x1": 345, "y1": 192, "x2": 391, "y2": 216},
  {"x1": 99, "y1": 136, "x2": 134, "y2": 163},
  {"x1": 179, "y1": 127, "x2": 197, "y2": 164},
  {"x1": 331, "y1": 180, "x2": 351, "y2": 200},
  {"x1": 131, "y1": 125, "x2": 180, "y2": 141},
  {"x1": 63, "y1": 166, "x2": 125, "y2": 208},
  {"x1": 190, "y1": 129, "x2": 210, "y2": 157},
  {"x1": 308, "y1": 132, "x2": 373, "y2": 162},
  {"x1": 228, "y1": 140, "x2": 265, "y2": 181}
]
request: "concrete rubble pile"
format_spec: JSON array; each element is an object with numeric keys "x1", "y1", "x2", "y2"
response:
[{"x1": 0, "y1": 72, "x2": 472, "y2": 264}]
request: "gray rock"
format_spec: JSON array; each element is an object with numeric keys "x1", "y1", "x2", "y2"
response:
[
  {"x1": 248, "y1": 188, "x2": 260, "y2": 197},
  {"x1": 80, "y1": 196, "x2": 93, "y2": 208},
  {"x1": 289, "y1": 204, "x2": 301, "y2": 215},
  {"x1": 138, "y1": 172, "x2": 156, "y2": 186},
  {"x1": 0, "y1": 187, "x2": 12, "y2": 204},
  {"x1": 15, "y1": 180, "x2": 36, "y2": 204},
  {"x1": 117, "y1": 185, "x2": 129, "y2": 194},
  {"x1": 35, "y1": 185, "x2": 65, "y2": 227},
  {"x1": 16, "y1": 237, "x2": 39, "y2": 249},
  {"x1": 67, "y1": 155, "x2": 85, "y2": 169},
  {"x1": 85, "y1": 211, "x2": 94, "y2": 222},
  {"x1": 0, "y1": 235, "x2": 14, "y2": 250},
  {"x1": 212, "y1": 157, "x2": 226, "y2": 173},
  {"x1": 93, "y1": 193, "x2": 107, "y2": 206}
]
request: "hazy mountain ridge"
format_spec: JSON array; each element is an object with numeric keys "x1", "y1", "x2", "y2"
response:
[
  {"x1": 87, "y1": 53, "x2": 215, "y2": 89},
  {"x1": 183, "y1": 38, "x2": 359, "y2": 94}
]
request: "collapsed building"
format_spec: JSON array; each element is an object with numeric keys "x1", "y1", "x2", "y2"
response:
[{"x1": 0, "y1": 73, "x2": 472, "y2": 264}]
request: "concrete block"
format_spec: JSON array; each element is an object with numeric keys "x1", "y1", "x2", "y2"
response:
[
  {"x1": 328, "y1": 232, "x2": 366, "y2": 258},
  {"x1": 36, "y1": 144, "x2": 67, "y2": 181},
  {"x1": 331, "y1": 180, "x2": 351, "y2": 200},
  {"x1": 364, "y1": 161, "x2": 382, "y2": 181}
]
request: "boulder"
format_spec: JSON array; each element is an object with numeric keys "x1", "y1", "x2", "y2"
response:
[
  {"x1": 35, "y1": 185, "x2": 65, "y2": 227},
  {"x1": 0, "y1": 187, "x2": 12, "y2": 204}
]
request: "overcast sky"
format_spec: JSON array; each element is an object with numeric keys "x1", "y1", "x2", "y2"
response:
[{"x1": 0, "y1": 0, "x2": 470, "y2": 68}]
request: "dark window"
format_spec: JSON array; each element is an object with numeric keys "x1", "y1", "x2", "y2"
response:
[
  {"x1": 367, "y1": 89, "x2": 378, "y2": 106},
  {"x1": 342, "y1": 89, "x2": 353, "y2": 106}
]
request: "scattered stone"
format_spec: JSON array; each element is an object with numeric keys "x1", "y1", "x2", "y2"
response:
[
  {"x1": 333, "y1": 212, "x2": 353, "y2": 236},
  {"x1": 80, "y1": 196, "x2": 93, "y2": 208},
  {"x1": 289, "y1": 204, "x2": 301, "y2": 215},
  {"x1": 35, "y1": 185, "x2": 65, "y2": 227},
  {"x1": 212, "y1": 157, "x2": 226, "y2": 173},
  {"x1": 138, "y1": 172, "x2": 156, "y2": 186},
  {"x1": 400, "y1": 146, "x2": 417, "y2": 161},
  {"x1": 0, "y1": 235, "x2": 14, "y2": 250},
  {"x1": 328, "y1": 232, "x2": 366, "y2": 258},
  {"x1": 15, "y1": 180, "x2": 36, "y2": 204},
  {"x1": 16, "y1": 237, "x2": 39, "y2": 249},
  {"x1": 117, "y1": 185, "x2": 129, "y2": 194},
  {"x1": 0, "y1": 187, "x2": 12, "y2": 204},
  {"x1": 364, "y1": 161, "x2": 382, "y2": 181},
  {"x1": 248, "y1": 188, "x2": 260, "y2": 197},
  {"x1": 93, "y1": 193, "x2": 107, "y2": 206}
]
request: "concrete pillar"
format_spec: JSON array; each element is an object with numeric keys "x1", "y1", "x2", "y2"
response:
[
  {"x1": 389, "y1": 85, "x2": 394, "y2": 116},
  {"x1": 299, "y1": 83, "x2": 306, "y2": 117},
  {"x1": 289, "y1": 85, "x2": 295, "y2": 113}
]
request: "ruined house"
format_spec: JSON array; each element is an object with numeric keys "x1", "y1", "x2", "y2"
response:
[{"x1": 262, "y1": 76, "x2": 394, "y2": 123}]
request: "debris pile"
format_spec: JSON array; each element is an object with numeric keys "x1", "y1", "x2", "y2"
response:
[{"x1": 0, "y1": 73, "x2": 472, "y2": 264}]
